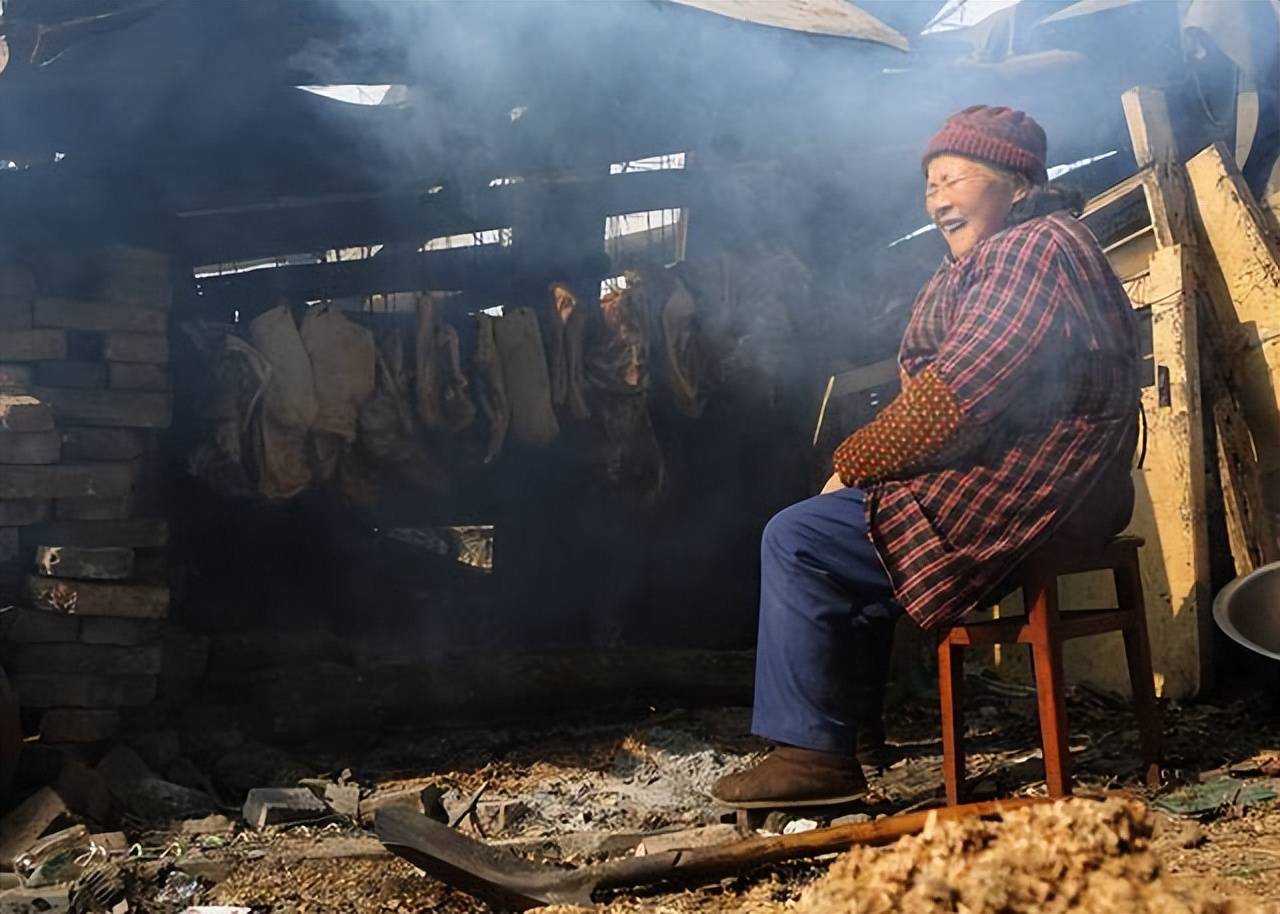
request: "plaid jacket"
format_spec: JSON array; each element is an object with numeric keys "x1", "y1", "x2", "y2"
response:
[{"x1": 866, "y1": 210, "x2": 1140, "y2": 629}]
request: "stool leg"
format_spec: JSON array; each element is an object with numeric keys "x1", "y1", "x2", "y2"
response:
[
  {"x1": 1025, "y1": 577, "x2": 1072, "y2": 797},
  {"x1": 937, "y1": 636, "x2": 966, "y2": 805},
  {"x1": 1115, "y1": 556, "x2": 1162, "y2": 788}
]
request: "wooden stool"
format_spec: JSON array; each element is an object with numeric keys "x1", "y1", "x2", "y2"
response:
[{"x1": 937, "y1": 535, "x2": 1162, "y2": 804}]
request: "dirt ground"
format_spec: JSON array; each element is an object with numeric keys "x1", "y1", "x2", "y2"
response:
[{"x1": 105, "y1": 677, "x2": 1280, "y2": 913}]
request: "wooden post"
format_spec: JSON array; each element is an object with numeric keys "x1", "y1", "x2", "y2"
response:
[
  {"x1": 1186, "y1": 142, "x2": 1280, "y2": 566},
  {"x1": 1125, "y1": 90, "x2": 1279, "y2": 575},
  {"x1": 1113, "y1": 88, "x2": 1215, "y2": 693},
  {"x1": 1136, "y1": 245, "x2": 1212, "y2": 694},
  {"x1": 1121, "y1": 88, "x2": 1197, "y2": 249}
]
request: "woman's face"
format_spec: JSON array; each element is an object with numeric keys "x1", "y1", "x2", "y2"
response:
[{"x1": 925, "y1": 155, "x2": 1027, "y2": 259}]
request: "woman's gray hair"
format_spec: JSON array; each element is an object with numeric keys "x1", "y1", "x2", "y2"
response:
[{"x1": 984, "y1": 161, "x2": 1087, "y2": 222}]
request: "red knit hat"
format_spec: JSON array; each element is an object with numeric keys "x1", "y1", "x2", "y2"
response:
[{"x1": 922, "y1": 105, "x2": 1048, "y2": 185}]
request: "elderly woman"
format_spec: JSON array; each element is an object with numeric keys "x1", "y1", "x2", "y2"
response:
[{"x1": 714, "y1": 106, "x2": 1140, "y2": 807}]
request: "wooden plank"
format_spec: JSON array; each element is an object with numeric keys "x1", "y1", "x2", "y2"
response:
[
  {"x1": 96, "y1": 246, "x2": 173, "y2": 310},
  {"x1": 182, "y1": 166, "x2": 693, "y2": 268},
  {"x1": 33, "y1": 298, "x2": 166, "y2": 334},
  {"x1": 60, "y1": 427, "x2": 150, "y2": 462},
  {"x1": 3, "y1": 638, "x2": 164, "y2": 672},
  {"x1": 107, "y1": 362, "x2": 169, "y2": 391},
  {"x1": 1186, "y1": 143, "x2": 1280, "y2": 489},
  {"x1": 0, "y1": 395, "x2": 53, "y2": 432},
  {"x1": 39, "y1": 710, "x2": 121, "y2": 743},
  {"x1": 34, "y1": 360, "x2": 107, "y2": 389},
  {"x1": 24, "y1": 577, "x2": 168, "y2": 619},
  {"x1": 1129, "y1": 245, "x2": 1212, "y2": 695},
  {"x1": 0, "y1": 365, "x2": 33, "y2": 392},
  {"x1": 0, "y1": 430, "x2": 61, "y2": 465},
  {"x1": 0, "y1": 300, "x2": 32, "y2": 330},
  {"x1": 1209, "y1": 374, "x2": 1278, "y2": 574},
  {"x1": 0, "y1": 264, "x2": 36, "y2": 300},
  {"x1": 0, "y1": 499, "x2": 50, "y2": 526},
  {"x1": 21, "y1": 519, "x2": 168, "y2": 549},
  {"x1": 12, "y1": 674, "x2": 156, "y2": 709},
  {"x1": 0, "y1": 527, "x2": 17, "y2": 564},
  {"x1": 35, "y1": 545, "x2": 135, "y2": 581},
  {"x1": 1121, "y1": 88, "x2": 1197, "y2": 248},
  {"x1": 0, "y1": 463, "x2": 137, "y2": 499},
  {"x1": 101, "y1": 333, "x2": 168, "y2": 364},
  {"x1": 54, "y1": 496, "x2": 134, "y2": 521},
  {"x1": 1081, "y1": 171, "x2": 1145, "y2": 219},
  {"x1": 34, "y1": 387, "x2": 173, "y2": 429},
  {"x1": 1115, "y1": 89, "x2": 1215, "y2": 692},
  {"x1": 194, "y1": 244, "x2": 612, "y2": 313},
  {"x1": 0, "y1": 330, "x2": 66, "y2": 361}
]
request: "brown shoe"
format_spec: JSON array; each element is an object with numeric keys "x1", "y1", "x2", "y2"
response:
[{"x1": 712, "y1": 745, "x2": 868, "y2": 809}]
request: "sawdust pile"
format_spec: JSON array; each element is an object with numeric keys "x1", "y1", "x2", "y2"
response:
[{"x1": 797, "y1": 799, "x2": 1276, "y2": 914}]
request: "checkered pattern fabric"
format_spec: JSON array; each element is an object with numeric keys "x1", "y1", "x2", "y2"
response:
[{"x1": 864, "y1": 211, "x2": 1140, "y2": 629}]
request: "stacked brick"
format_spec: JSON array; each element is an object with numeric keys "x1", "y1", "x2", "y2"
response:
[{"x1": 0, "y1": 248, "x2": 172, "y2": 748}]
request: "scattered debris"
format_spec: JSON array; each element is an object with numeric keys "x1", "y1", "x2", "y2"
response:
[
  {"x1": 0, "y1": 787, "x2": 69, "y2": 869},
  {"x1": 180, "y1": 815, "x2": 235, "y2": 837},
  {"x1": 242, "y1": 787, "x2": 328, "y2": 829},
  {"x1": 1153, "y1": 778, "x2": 1279, "y2": 820},
  {"x1": 322, "y1": 783, "x2": 360, "y2": 821},
  {"x1": 0, "y1": 884, "x2": 71, "y2": 914},
  {"x1": 634, "y1": 824, "x2": 738, "y2": 856}
]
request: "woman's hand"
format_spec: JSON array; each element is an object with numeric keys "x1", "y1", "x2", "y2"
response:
[{"x1": 820, "y1": 472, "x2": 847, "y2": 495}]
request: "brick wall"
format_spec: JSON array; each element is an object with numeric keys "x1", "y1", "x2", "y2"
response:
[{"x1": 0, "y1": 248, "x2": 173, "y2": 749}]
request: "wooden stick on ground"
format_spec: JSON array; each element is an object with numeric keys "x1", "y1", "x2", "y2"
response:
[{"x1": 377, "y1": 795, "x2": 1055, "y2": 910}]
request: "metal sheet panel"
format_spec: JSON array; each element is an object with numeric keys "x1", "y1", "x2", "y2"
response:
[{"x1": 667, "y1": 0, "x2": 909, "y2": 49}]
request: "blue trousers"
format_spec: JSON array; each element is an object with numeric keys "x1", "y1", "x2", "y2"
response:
[{"x1": 751, "y1": 487, "x2": 901, "y2": 754}]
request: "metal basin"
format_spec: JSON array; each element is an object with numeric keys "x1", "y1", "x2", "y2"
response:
[{"x1": 1214, "y1": 562, "x2": 1280, "y2": 660}]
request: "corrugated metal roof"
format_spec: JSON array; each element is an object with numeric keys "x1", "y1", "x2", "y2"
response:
[{"x1": 667, "y1": 0, "x2": 909, "y2": 50}]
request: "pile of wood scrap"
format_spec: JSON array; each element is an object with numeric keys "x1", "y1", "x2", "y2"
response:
[
  {"x1": 0, "y1": 246, "x2": 173, "y2": 751},
  {"x1": 795, "y1": 798, "x2": 1275, "y2": 914}
]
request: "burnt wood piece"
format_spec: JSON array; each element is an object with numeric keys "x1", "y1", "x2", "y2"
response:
[
  {"x1": 107, "y1": 362, "x2": 169, "y2": 391},
  {"x1": 33, "y1": 298, "x2": 166, "y2": 334},
  {"x1": 0, "y1": 607, "x2": 79, "y2": 643},
  {"x1": 0, "y1": 395, "x2": 54, "y2": 432},
  {"x1": 12, "y1": 673, "x2": 156, "y2": 709},
  {"x1": 39, "y1": 709, "x2": 120, "y2": 744},
  {"x1": 35, "y1": 360, "x2": 108, "y2": 389},
  {"x1": 35, "y1": 545, "x2": 136, "y2": 581},
  {"x1": 376, "y1": 797, "x2": 1050, "y2": 910},
  {"x1": 0, "y1": 463, "x2": 136, "y2": 499},
  {"x1": 34, "y1": 387, "x2": 172, "y2": 428},
  {"x1": 0, "y1": 499, "x2": 50, "y2": 526},
  {"x1": 21, "y1": 519, "x2": 167, "y2": 549},
  {"x1": 0, "y1": 365, "x2": 33, "y2": 391},
  {"x1": 0, "y1": 301, "x2": 33, "y2": 331},
  {"x1": 3, "y1": 641, "x2": 163, "y2": 675},
  {"x1": 24, "y1": 576, "x2": 168, "y2": 619},
  {"x1": 61, "y1": 427, "x2": 150, "y2": 462},
  {"x1": 101, "y1": 333, "x2": 168, "y2": 364},
  {"x1": 0, "y1": 430, "x2": 61, "y2": 465},
  {"x1": 54, "y1": 496, "x2": 134, "y2": 521},
  {"x1": 0, "y1": 331, "x2": 65, "y2": 361}
]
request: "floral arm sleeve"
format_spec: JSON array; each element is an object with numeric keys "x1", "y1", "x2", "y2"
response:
[{"x1": 832, "y1": 366, "x2": 963, "y2": 487}]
